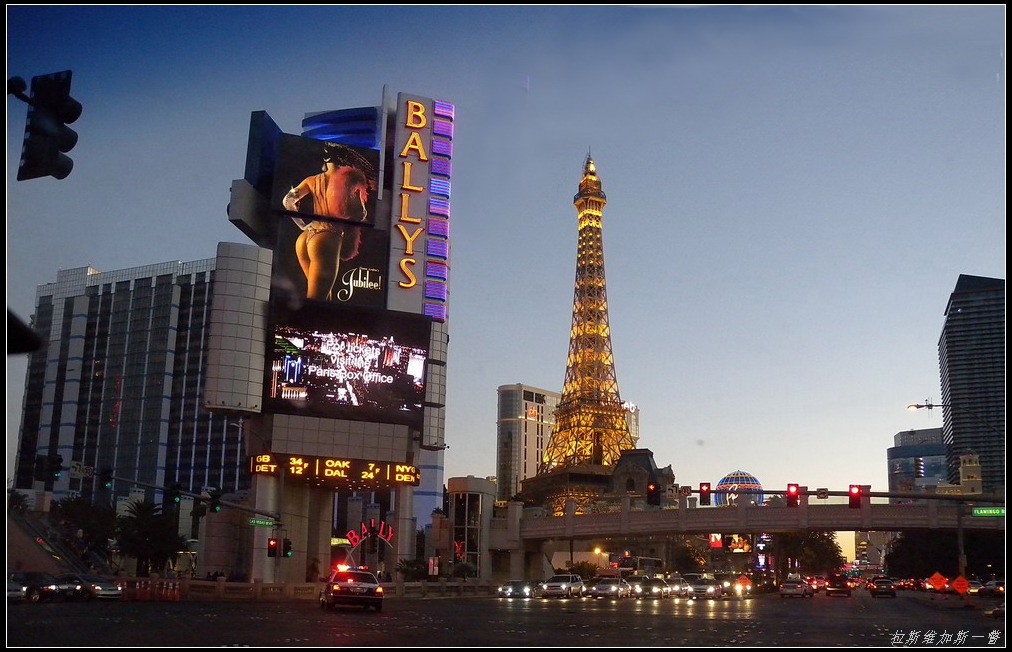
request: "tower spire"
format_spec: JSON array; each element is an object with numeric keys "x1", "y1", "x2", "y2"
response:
[{"x1": 540, "y1": 156, "x2": 634, "y2": 475}]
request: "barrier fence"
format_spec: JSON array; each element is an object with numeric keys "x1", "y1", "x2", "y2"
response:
[{"x1": 115, "y1": 576, "x2": 498, "y2": 602}]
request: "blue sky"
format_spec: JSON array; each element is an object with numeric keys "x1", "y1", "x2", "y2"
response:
[{"x1": 6, "y1": 6, "x2": 1006, "y2": 500}]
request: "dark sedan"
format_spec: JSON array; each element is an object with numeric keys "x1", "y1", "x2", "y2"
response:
[
  {"x1": 54, "y1": 573, "x2": 124, "y2": 600},
  {"x1": 497, "y1": 579, "x2": 540, "y2": 599},
  {"x1": 9, "y1": 571, "x2": 63, "y2": 603},
  {"x1": 825, "y1": 574, "x2": 852, "y2": 597},
  {"x1": 869, "y1": 578, "x2": 897, "y2": 598}
]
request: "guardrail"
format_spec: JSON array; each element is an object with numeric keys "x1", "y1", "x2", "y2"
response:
[{"x1": 116, "y1": 576, "x2": 499, "y2": 601}]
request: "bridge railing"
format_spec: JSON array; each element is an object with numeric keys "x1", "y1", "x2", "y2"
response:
[{"x1": 517, "y1": 500, "x2": 1004, "y2": 541}]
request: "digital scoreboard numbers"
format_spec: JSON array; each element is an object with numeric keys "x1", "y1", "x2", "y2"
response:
[
  {"x1": 250, "y1": 453, "x2": 419, "y2": 489},
  {"x1": 250, "y1": 453, "x2": 280, "y2": 475}
]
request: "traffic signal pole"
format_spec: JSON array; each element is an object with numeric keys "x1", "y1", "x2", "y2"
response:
[{"x1": 101, "y1": 472, "x2": 282, "y2": 524}]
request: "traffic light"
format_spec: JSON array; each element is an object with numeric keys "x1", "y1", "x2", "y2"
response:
[
  {"x1": 282, "y1": 538, "x2": 293, "y2": 557},
  {"x1": 267, "y1": 538, "x2": 279, "y2": 558},
  {"x1": 14, "y1": 71, "x2": 82, "y2": 181},
  {"x1": 49, "y1": 454, "x2": 64, "y2": 479},
  {"x1": 699, "y1": 483, "x2": 711, "y2": 506},
  {"x1": 196, "y1": 490, "x2": 222, "y2": 514},
  {"x1": 786, "y1": 483, "x2": 800, "y2": 507},
  {"x1": 848, "y1": 484, "x2": 863, "y2": 509},
  {"x1": 167, "y1": 484, "x2": 182, "y2": 504},
  {"x1": 98, "y1": 468, "x2": 113, "y2": 489},
  {"x1": 646, "y1": 483, "x2": 661, "y2": 506}
]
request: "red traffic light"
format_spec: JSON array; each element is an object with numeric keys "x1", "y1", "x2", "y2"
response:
[
  {"x1": 786, "y1": 483, "x2": 800, "y2": 507},
  {"x1": 646, "y1": 483, "x2": 660, "y2": 506},
  {"x1": 267, "y1": 537, "x2": 279, "y2": 558},
  {"x1": 698, "y1": 482, "x2": 711, "y2": 506},
  {"x1": 848, "y1": 484, "x2": 863, "y2": 509}
]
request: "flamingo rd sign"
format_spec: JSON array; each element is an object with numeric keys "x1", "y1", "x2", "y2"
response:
[{"x1": 971, "y1": 507, "x2": 1004, "y2": 517}]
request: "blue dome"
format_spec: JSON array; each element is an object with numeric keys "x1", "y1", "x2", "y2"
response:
[{"x1": 713, "y1": 470, "x2": 764, "y2": 506}]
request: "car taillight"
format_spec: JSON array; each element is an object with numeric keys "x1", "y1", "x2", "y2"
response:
[{"x1": 376, "y1": 586, "x2": 383, "y2": 595}]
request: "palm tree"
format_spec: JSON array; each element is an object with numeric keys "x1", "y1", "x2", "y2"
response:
[
  {"x1": 7, "y1": 488, "x2": 28, "y2": 514},
  {"x1": 51, "y1": 494, "x2": 117, "y2": 564},
  {"x1": 116, "y1": 500, "x2": 186, "y2": 577}
]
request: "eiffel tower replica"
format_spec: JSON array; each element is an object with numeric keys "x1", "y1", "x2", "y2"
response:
[{"x1": 521, "y1": 155, "x2": 636, "y2": 515}]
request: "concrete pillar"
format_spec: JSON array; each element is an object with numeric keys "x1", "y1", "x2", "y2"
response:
[{"x1": 250, "y1": 472, "x2": 280, "y2": 583}]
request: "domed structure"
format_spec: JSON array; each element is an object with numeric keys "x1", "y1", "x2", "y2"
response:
[{"x1": 713, "y1": 470, "x2": 764, "y2": 506}]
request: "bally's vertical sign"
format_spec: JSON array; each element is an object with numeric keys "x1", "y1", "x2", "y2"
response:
[{"x1": 387, "y1": 94, "x2": 453, "y2": 322}]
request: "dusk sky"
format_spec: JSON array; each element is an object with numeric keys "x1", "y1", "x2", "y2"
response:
[{"x1": 6, "y1": 6, "x2": 1005, "y2": 506}]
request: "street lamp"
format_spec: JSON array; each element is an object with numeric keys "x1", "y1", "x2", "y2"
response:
[
  {"x1": 906, "y1": 400, "x2": 968, "y2": 579},
  {"x1": 594, "y1": 547, "x2": 604, "y2": 569},
  {"x1": 906, "y1": 401, "x2": 947, "y2": 412}
]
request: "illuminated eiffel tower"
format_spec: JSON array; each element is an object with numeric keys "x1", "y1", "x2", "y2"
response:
[{"x1": 522, "y1": 155, "x2": 635, "y2": 515}]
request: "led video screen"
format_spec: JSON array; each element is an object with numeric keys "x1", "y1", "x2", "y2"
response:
[
  {"x1": 270, "y1": 133, "x2": 387, "y2": 309},
  {"x1": 265, "y1": 303, "x2": 431, "y2": 426},
  {"x1": 723, "y1": 534, "x2": 753, "y2": 554}
]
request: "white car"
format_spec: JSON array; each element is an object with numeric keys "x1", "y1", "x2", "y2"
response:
[
  {"x1": 587, "y1": 577, "x2": 631, "y2": 599},
  {"x1": 687, "y1": 578, "x2": 723, "y2": 600},
  {"x1": 780, "y1": 579, "x2": 814, "y2": 598},
  {"x1": 666, "y1": 576, "x2": 691, "y2": 597},
  {"x1": 540, "y1": 574, "x2": 585, "y2": 598}
]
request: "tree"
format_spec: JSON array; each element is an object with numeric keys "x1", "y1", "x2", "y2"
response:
[
  {"x1": 396, "y1": 557, "x2": 429, "y2": 581},
  {"x1": 7, "y1": 489, "x2": 28, "y2": 514},
  {"x1": 770, "y1": 531, "x2": 845, "y2": 577},
  {"x1": 115, "y1": 500, "x2": 186, "y2": 577},
  {"x1": 568, "y1": 560, "x2": 599, "y2": 580},
  {"x1": 50, "y1": 494, "x2": 117, "y2": 566},
  {"x1": 668, "y1": 538, "x2": 706, "y2": 574},
  {"x1": 451, "y1": 561, "x2": 477, "y2": 579},
  {"x1": 885, "y1": 530, "x2": 1005, "y2": 580}
]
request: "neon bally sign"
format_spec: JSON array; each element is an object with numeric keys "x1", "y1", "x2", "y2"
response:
[
  {"x1": 390, "y1": 94, "x2": 453, "y2": 321},
  {"x1": 346, "y1": 518, "x2": 394, "y2": 548},
  {"x1": 395, "y1": 101, "x2": 427, "y2": 290}
]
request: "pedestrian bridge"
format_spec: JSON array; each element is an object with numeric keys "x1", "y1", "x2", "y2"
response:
[{"x1": 509, "y1": 500, "x2": 1004, "y2": 545}]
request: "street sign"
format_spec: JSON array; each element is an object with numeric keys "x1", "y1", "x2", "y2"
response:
[
  {"x1": 971, "y1": 506, "x2": 1005, "y2": 517},
  {"x1": 248, "y1": 517, "x2": 274, "y2": 527},
  {"x1": 679, "y1": 486, "x2": 692, "y2": 497},
  {"x1": 816, "y1": 488, "x2": 829, "y2": 500},
  {"x1": 950, "y1": 576, "x2": 970, "y2": 595},
  {"x1": 928, "y1": 572, "x2": 948, "y2": 592}
]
